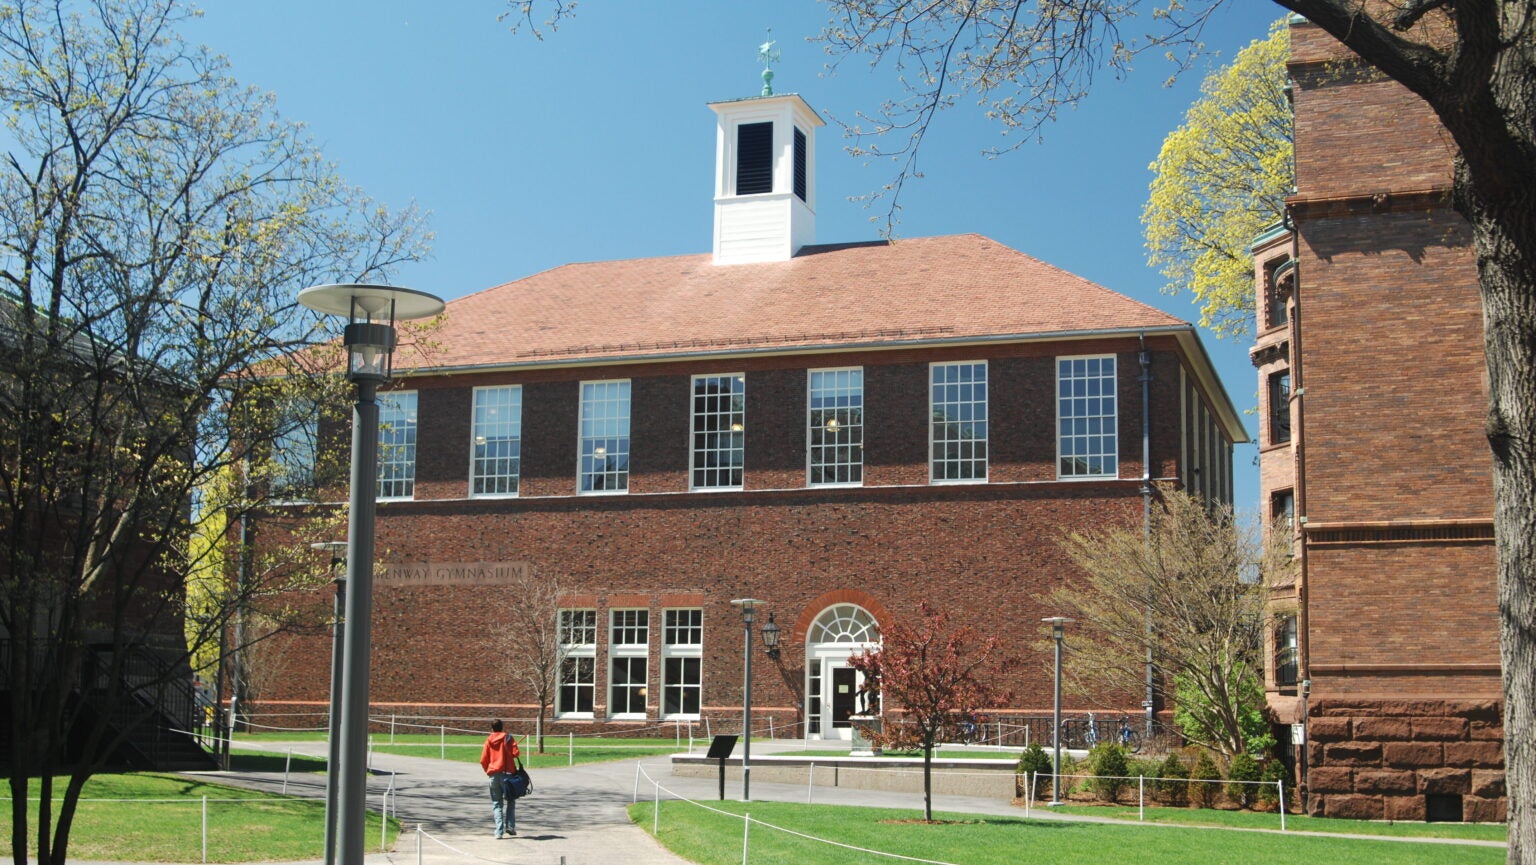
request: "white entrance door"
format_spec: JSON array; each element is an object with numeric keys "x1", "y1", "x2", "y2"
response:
[{"x1": 804, "y1": 604, "x2": 879, "y2": 740}]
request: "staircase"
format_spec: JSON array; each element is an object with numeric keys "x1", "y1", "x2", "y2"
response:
[{"x1": 81, "y1": 644, "x2": 220, "y2": 772}]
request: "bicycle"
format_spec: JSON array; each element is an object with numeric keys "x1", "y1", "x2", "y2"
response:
[{"x1": 1115, "y1": 716, "x2": 1142, "y2": 753}]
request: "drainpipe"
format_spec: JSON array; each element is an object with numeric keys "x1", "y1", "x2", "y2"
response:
[{"x1": 1139, "y1": 334, "x2": 1155, "y2": 740}]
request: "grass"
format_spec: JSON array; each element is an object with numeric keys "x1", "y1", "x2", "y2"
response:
[
  {"x1": 1, "y1": 772, "x2": 397, "y2": 863},
  {"x1": 1043, "y1": 803, "x2": 1509, "y2": 841},
  {"x1": 228, "y1": 748, "x2": 330, "y2": 773},
  {"x1": 628, "y1": 800, "x2": 1505, "y2": 865},
  {"x1": 779, "y1": 749, "x2": 1020, "y2": 760}
]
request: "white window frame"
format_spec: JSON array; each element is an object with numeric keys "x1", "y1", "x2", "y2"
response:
[
  {"x1": 808, "y1": 367, "x2": 864, "y2": 487},
  {"x1": 1056, "y1": 355, "x2": 1119, "y2": 479},
  {"x1": 929, "y1": 361, "x2": 988, "y2": 483},
  {"x1": 470, "y1": 385, "x2": 522, "y2": 498},
  {"x1": 557, "y1": 609, "x2": 597, "y2": 718},
  {"x1": 690, "y1": 374, "x2": 745, "y2": 491},
  {"x1": 608, "y1": 609, "x2": 649, "y2": 719},
  {"x1": 661, "y1": 609, "x2": 703, "y2": 719},
  {"x1": 377, "y1": 390, "x2": 418, "y2": 500},
  {"x1": 579, "y1": 379, "x2": 630, "y2": 495}
]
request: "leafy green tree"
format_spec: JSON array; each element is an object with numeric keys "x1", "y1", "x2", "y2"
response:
[
  {"x1": 1016, "y1": 741, "x2": 1055, "y2": 798},
  {"x1": 1053, "y1": 487, "x2": 1293, "y2": 757},
  {"x1": 1143, "y1": 20, "x2": 1293, "y2": 341},
  {"x1": 848, "y1": 602, "x2": 1014, "y2": 821},
  {"x1": 0, "y1": 2, "x2": 427, "y2": 863}
]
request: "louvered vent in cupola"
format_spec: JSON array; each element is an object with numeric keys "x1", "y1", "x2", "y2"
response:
[
  {"x1": 736, "y1": 122, "x2": 773, "y2": 195},
  {"x1": 793, "y1": 128, "x2": 807, "y2": 202}
]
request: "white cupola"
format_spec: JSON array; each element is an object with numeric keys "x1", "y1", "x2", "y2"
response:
[{"x1": 707, "y1": 93, "x2": 824, "y2": 265}]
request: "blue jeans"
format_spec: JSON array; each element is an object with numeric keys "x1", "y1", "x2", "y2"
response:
[{"x1": 489, "y1": 773, "x2": 516, "y2": 836}]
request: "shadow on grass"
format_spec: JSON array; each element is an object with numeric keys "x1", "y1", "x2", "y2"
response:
[{"x1": 228, "y1": 751, "x2": 328, "y2": 773}]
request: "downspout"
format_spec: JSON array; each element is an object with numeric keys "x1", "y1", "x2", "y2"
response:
[
  {"x1": 1139, "y1": 334, "x2": 1156, "y2": 740},
  {"x1": 1282, "y1": 207, "x2": 1310, "y2": 811}
]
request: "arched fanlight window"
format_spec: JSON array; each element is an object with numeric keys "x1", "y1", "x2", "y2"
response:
[{"x1": 808, "y1": 603, "x2": 878, "y2": 644}]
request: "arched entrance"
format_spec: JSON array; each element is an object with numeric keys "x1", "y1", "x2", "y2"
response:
[{"x1": 804, "y1": 603, "x2": 880, "y2": 739}]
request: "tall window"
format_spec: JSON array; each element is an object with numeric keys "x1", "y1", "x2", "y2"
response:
[
  {"x1": 609, "y1": 610, "x2": 649, "y2": 718},
  {"x1": 580, "y1": 380, "x2": 630, "y2": 493},
  {"x1": 1275, "y1": 614, "x2": 1299, "y2": 687},
  {"x1": 692, "y1": 374, "x2": 744, "y2": 490},
  {"x1": 557, "y1": 610, "x2": 596, "y2": 716},
  {"x1": 736, "y1": 122, "x2": 773, "y2": 195},
  {"x1": 1264, "y1": 258, "x2": 1290, "y2": 330},
  {"x1": 1058, "y1": 356, "x2": 1118, "y2": 478},
  {"x1": 930, "y1": 361, "x2": 988, "y2": 482},
  {"x1": 271, "y1": 397, "x2": 318, "y2": 501},
  {"x1": 1272, "y1": 489, "x2": 1295, "y2": 537},
  {"x1": 1269, "y1": 371, "x2": 1292, "y2": 445},
  {"x1": 808, "y1": 368, "x2": 863, "y2": 486},
  {"x1": 377, "y1": 391, "x2": 418, "y2": 499},
  {"x1": 471, "y1": 385, "x2": 521, "y2": 497},
  {"x1": 662, "y1": 609, "x2": 702, "y2": 718}
]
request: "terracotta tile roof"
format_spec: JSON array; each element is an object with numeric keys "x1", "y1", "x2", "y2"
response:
[{"x1": 401, "y1": 233, "x2": 1188, "y2": 371}]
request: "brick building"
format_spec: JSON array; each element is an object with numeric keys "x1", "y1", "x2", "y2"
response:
[
  {"x1": 1255, "y1": 17, "x2": 1504, "y2": 822},
  {"x1": 251, "y1": 91, "x2": 1245, "y2": 741}
]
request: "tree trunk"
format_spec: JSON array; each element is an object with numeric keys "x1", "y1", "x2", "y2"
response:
[{"x1": 1460, "y1": 165, "x2": 1536, "y2": 864}]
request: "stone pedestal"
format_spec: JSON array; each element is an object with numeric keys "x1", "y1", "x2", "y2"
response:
[{"x1": 850, "y1": 716, "x2": 882, "y2": 756}]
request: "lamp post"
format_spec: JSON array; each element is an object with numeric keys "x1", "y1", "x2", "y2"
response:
[
  {"x1": 730, "y1": 598, "x2": 764, "y2": 801},
  {"x1": 310, "y1": 540, "x2": 347, "y2": 865},
  {"x1": 1043, "y1": 616, "x2": 1074, "y2": 806},
  {"x1": 299, "y1": 284, "x2": 443, "y2": 865}
]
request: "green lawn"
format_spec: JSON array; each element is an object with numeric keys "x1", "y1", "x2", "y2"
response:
[
  {"x1": 629, "y1": 800, "x2": 1505, "y2": 865},
  {"x1": 1043, "y1": 803, "x2": 1509, "y2": 841},
  {"x1": 375, "y1": 736, "x2": 686, "y2": 767},
  {"x1": 779, "y1": 749, "x2": 1020, "y2": 760},
  {"x1": 1, "y1": 772, "x2": 397, "y2": 863}
]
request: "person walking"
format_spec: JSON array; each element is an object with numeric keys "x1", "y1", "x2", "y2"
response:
[{"x1": 479, "y1": 719, "x2": 521, "y2": 838}]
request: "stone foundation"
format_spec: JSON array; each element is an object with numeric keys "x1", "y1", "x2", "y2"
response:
[{"x1": 1306, "y1": 698, "x2": 1505, "y2": 822}]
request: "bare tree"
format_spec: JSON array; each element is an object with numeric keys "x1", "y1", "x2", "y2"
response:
[
  {"x1": 502, "y1": 568, "x2": 565, "y2": 754},
  {"x1": 0, "y1": 2, "x2": 428, "y2": 863},
  {"x1": 1053, "y1": 487, "x2": 1293, "y2": 756}
]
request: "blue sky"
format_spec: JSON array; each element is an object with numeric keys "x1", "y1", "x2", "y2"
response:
[{"x1": 190, "y1": 0, "x2": 1283, "y2": 512}]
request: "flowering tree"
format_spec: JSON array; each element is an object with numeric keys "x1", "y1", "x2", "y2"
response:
[{"x1": 847, "y1": 603, "x2": 1013, "y2": 821}]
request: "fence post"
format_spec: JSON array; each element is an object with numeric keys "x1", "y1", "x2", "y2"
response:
[
  {"x1": 440, "y1": 725, "x2": 445, "y2": 760},
  {"x1": 741, "y1": 812, "x2": 750, "y2": 865},
  {"x1": 417, "y1": 824, "x2": 424, "y2": 865},
  {"x1": 1278, "y1": 779, "x2": 1286, "y2": 832},
  {"x1": 391, "y1": 713, "x2": 396, "y2": 743},
  {"x1": 807, "y1": 763, "x2": 815, "y2": 804},
  {"x1": 569, "y1": 732, "x2": 574, "y2": 766},
  {"x1": 202, "y1": 795, "x2": 208, "y2": 863},
  {"x1": 653, "y1": 779, "x2": 661, "y2": 836},
  {"x1": 1139, "y1": 775, "x2": 1145, "y2": 822},
  {"x1": 768, "y1": 716, "x2": 774, "y2": 739},
  {"x1": 283, "y1": 749, "x2": 292, "y2": 794},
  {"x1": 633, "y1": 763, "x2": 641, "y2": 803}
]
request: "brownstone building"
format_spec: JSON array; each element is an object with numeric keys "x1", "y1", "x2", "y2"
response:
[
  {"x1": 1256, "y1": 16, "x2": 1504, "y2": 821},
  {"x1": 251, "y1": 91, "x2": 1245, "y2": 742}
]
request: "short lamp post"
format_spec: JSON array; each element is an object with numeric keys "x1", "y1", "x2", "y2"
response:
[
  {"x1": 1043, "y1": 616, "x2": 1074, "y2": 806},
  {"x1": 298, "y1": 284, "x2": 443, "y2": 865},
  {"x1": 310, "y1": 540, "x2": 347, "y2": 865}
]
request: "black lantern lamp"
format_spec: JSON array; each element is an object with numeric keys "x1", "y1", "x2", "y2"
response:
[{"x1": 760, "y1": 612, "x2": 781, "y2": 659}]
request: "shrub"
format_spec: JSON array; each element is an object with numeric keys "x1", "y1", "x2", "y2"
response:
[
  {"x1": 1189, "y1": 750, "x2": 1221, "y2": 809},
  {"x1": 1256, "y1": 759, "x2": 1292, "y2": 811},
  {"x1": 1015, "y1": 742, "x2": 1055, "y2": 798},
  {"x1": 1087, "y1": 742, "x2": 1131, "y2": 803},
  {"x1": 1153, "y1": 752, "x2": 1190, "y2": 806},
  {"x1": 1226, "y1": 753, "x2": 1262, "y2": 809}
]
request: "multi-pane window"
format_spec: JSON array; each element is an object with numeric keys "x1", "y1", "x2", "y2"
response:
[
  {"x1": 1272, "y1": 489, "x2": 1295, "y2": 537},
  {"x1": 1058, "y1": 356, "x2": 1118, "y2": 478},
  {"x1": 1264, "y1": 258, "x2": 1290, "y2": 330},
  {"x1": 930, "y1": 362, "x2": 988, "y2": 482},
  {"x1": 609, "y1": 610, "x2": 649, "y2": 718},
  {"x1": 557, "y1": 609, "x2": 596, "y2": 716},
  {"x1": 809, "y1": 368, "x2": 863, "y2": 486},
  {"x1": 271, "y1": 397, "x2": 318, "y2": 501},
  {"x1": 1275, "y1": 614, "x2": 1299, "y2": 687},
  {"x1": 580, "y1": 380, "x2": 630, "y2": 493},
  {"x1": 1269, "y1": 371, "x2": 1292, "y2": 445},
  {"x1": 377, "y1": 391, "x2": 418, "y2": 499},
  {"x1": 662, "y1": 609, "x2": 702, "y2": 718},
  {"x1": 471, "y1": 386, "x2": 522, "y2": 497},
  {"x1": 692, "y1": 374, "x2": 745, "y2": 490}
]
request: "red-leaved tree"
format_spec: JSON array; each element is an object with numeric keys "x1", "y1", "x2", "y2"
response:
[{"x1": 848, "y1": 603, "x2": 1014, "y2": 821}]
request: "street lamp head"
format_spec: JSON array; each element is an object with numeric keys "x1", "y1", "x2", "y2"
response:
[
  {"x1": 298, "y1": 284, "x2": 445, "y2": 383},
  {"x1": 731, "y1": 598, "x2": 762, "y2": 620},
  {"x1": 760, "y1": 613, "x2": 780, "y2": 659},
  {"x1": 1042, "y1": 616, "x2": 1075, "y2": 638}
]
